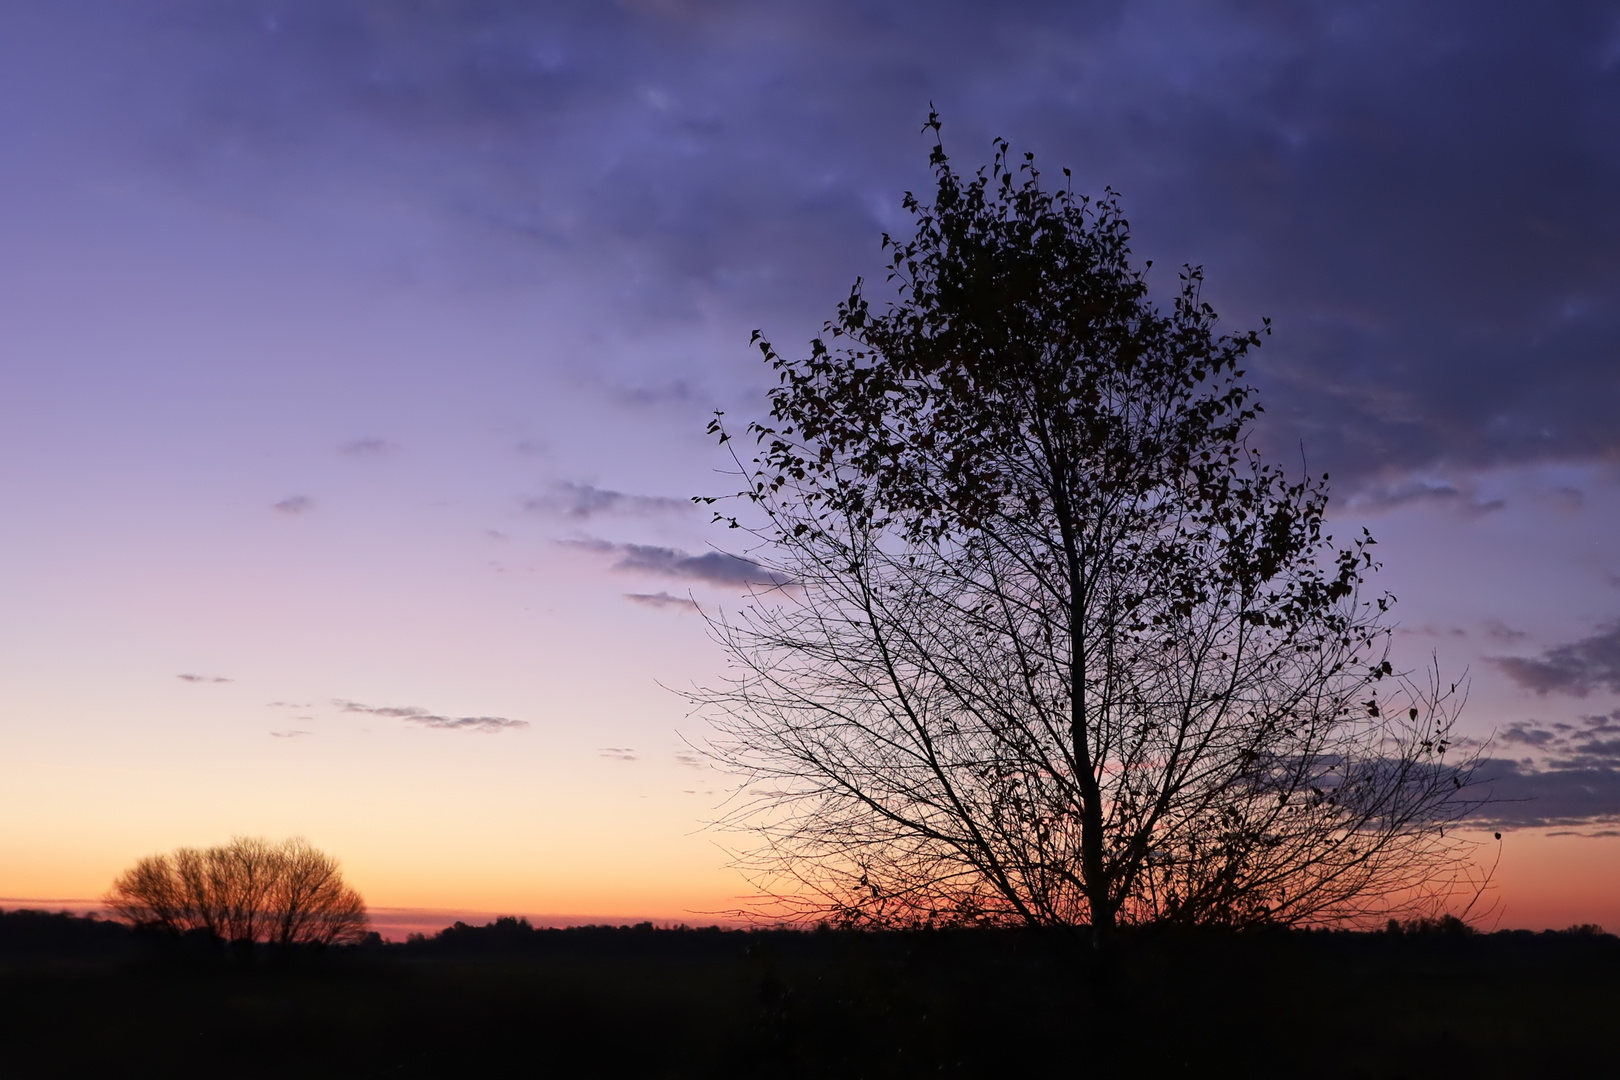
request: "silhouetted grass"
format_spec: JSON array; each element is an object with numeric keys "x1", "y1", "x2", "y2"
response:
[{"x1": 1, "y1": 909, "x2": 1614, "y2": 1077}]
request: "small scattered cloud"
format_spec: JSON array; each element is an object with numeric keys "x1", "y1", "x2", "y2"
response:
[
  {"x1": 565, "y1": 538, "x2": 789, "y2": 587},
  {"x1": 626, "y1": 591, "x2": 698, "y2": 611},
  {"x1": 274, "y1": 495, "x2": 312, "y2": 514},
  {"x1": 1491, "y1": 622, "x2": 1620, "y2": 696},
  {"x1": 178, "y1": 673, "x2": 232, "y2": 684},
  {"x1": 527, "y1": 481, "x2": 689, "y2": 519},
  {"x1": 674, "y1": 751, "x2": 705, "y2": 769},
  {"x1": 334, "y1": 699, "x2": 528, "y2": 733},
  {"x1": 340, "y1": 437, "x2": 394, "y2": 457},
  {"x1": 266, "y1": 701, "x2": 312, "y2": 708},
  {"x1": 598, "y1": 747, "x2": 637, "y2": 761},
  {"x1": 270, "y1": 730, "x2": 312, "y2": 738}
]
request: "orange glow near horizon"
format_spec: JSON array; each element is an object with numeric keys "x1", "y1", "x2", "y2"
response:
[{"x1": 4, "y1": 828, "x2": 1615, "y2": 937}]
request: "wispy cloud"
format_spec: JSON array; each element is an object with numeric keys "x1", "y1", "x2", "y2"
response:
[
  {"x1": 1482, "y1": 619, "x2": 1528, "y2": 643},
  {"x1": 178, "y1": 673, "x2": 232, "y2": 684},
  {"x1": 270, "y1": 730, "x2": 312, "y2": 738},
  {"x1": 527, "y1": 481, "x2": 689, "y2": 519},
  {"x1": 1347, "y1": 477, "x2": 1505, "y2": 516},
  {"x1": 340, "y1": 437, "x2": 394, "y2": 457},
  {"x1": 1491, "y1": 622, "x2": 1620, "y2": 696},
  {"x1": 565, "y1": 538, "x2": 789, "y2": 587},
  {"x1": 598, "y1": 747, "x2": 637, "y2": 761},
  {"x1": 334, "y1": 699, "x2": 528, "y2": 733},
  {"x1": 625, "y1": 591, "x2": 699, "y2": 611},
  {"x1": 274, "y1": 495, "x2": 312, "y2": 514}
]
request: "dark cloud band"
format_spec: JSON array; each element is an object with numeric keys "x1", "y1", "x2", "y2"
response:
[
  {"x1": 1492, "y1": 623, "x2": 1620, "y2": 697},
  {"x1": 1470, "y1": 713, "x2": 1620, "y2": 828},
  {"x1": 95, "y1": 1, "x2": 1620, "y2": 492}
]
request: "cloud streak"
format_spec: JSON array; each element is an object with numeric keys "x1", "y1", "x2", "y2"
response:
[
  {"x1": 565, "y1": 538, "x2": 789, "y2": 587},
  {"x1": 625, "y1": 591, "x2": 699, "y2": 611},
  {"x1": 527, "y1": 481, "x2": 689, "y2": 520},
  {"x1": 178, "y1": 674, "x2": 232, "y2": 684},
  {"x1": 335, "y1": 699, "x2": 528, "y2": 733}
]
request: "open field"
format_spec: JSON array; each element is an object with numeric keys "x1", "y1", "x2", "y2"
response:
[{"x1": 1, "y1": 910, "x2": 1615, "y2": 1078}]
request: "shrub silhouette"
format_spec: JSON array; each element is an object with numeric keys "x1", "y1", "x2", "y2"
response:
[{"x1": 106, "y1": 836, "x2": 367, "y2": 946}]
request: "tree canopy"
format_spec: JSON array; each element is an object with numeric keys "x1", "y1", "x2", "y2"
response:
[{"x1": 106, "y1": 836, "x2": 368, "y2": 947}]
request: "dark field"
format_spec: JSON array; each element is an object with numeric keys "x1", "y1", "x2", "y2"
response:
[{"x1": 1, "y1": 910, "x2": 1615, "y2": 1078}]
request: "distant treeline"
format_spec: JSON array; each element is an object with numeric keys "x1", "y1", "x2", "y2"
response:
[{"x1": 3, "y1": 906, "x2": 1614, "y2": 962}]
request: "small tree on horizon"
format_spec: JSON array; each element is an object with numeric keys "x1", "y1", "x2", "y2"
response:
[
  {"x1": 106, "y1": 836, "x2": 368, "y2": 947},
  {"x1": 697, "y1": 114, "x2": 1487, "y2": 941}
]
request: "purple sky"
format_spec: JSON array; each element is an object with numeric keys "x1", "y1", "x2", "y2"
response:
[{"x1": 1, "y1": 1, "x2": 1617, "y2": 926}]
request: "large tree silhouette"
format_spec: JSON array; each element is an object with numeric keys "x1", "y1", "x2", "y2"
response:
[{"x1": 699, "y1": 114, "x2": 1486, "y2": 941}]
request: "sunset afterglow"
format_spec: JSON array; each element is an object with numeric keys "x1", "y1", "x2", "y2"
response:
[{"x1": 2, "y1": 2, "x2": 1617, "y2": 937}]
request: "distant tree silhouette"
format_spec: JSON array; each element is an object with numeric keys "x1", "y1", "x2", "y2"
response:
[
  {"x1": 698, "y1": 113, "x2": 1487, "y2": 941},
  {"x1": 106, "y1": 836, "x2": 367, "y2": 946}
]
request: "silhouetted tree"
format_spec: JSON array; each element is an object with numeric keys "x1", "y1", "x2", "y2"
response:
[
  {"x1": 699, "y1": 114, "x2": 1486, "y2": 941},
  {"x1": 106, "y1": 836, "x2": 367, "y2": 946}
]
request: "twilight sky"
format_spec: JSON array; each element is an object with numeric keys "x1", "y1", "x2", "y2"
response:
[{"x1": 1, "y1": 0, "x2": 1618, "y2": 932}]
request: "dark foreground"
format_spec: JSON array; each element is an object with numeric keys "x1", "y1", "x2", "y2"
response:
[{"x1": 1, "y1": 910, "x2": 1615, "y2": 1078}]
